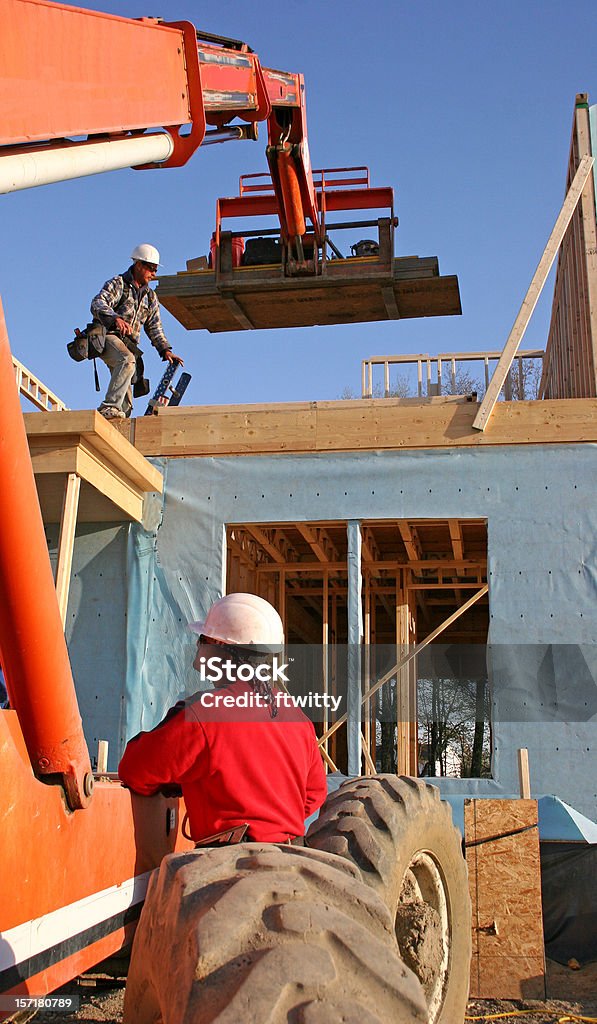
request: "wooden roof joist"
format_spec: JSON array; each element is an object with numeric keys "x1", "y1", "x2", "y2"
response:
[
  {"x1": 227, "y1": 518, "x2": 487, "y2": 570},
  {"x1": 157, "y1": 255, "x2": 461, "y2": 333}
]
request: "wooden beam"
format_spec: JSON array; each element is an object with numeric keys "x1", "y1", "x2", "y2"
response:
[
  {"x1": 132, "y1": 396, "x2": 597, "y2": 456},
  {"x1": 294, "y1": 522, "x2": 339, "y2": 562},
  {"x1": 25, "y1": 410, "x2": 163, "y2": 493},
  {"x1": 448, "y1": 519, "x2": 464, "y2": 560},
  {"x1": 322, "y1": 571, "x2": 329, "y2": 756},
  {"x1": 320, "y1": 745, "x2": 339, "y2": 773},
  {"x1": 361, "y1": 732, "x2": 377, "y2": 774},
  {"x1": 399, "y1": 521, "x2": 422, "y2": 562},
  {"x1": 518, "y1": 748, "x2": 531, "y2": 799},
  {"x1": 381, "y1": 284, "x2": 400, "y2": 320},
  {"x1": 227, "y1": 530, "x2": 259, "y2": 569},
  {"x1": 278, "y1": 568, "x2": 286, "y2": 635},
  {"x1": 97, "y1": 740, "x2": 109, "y2": 774},
  {"x1": 242, "y1": 525, "x2": 285, "y2": 563},
  {"x1": 55, "y1": 472, "x2": 80, "y2": 628},
  {"x1": 257, "y1": 558, "x2": 486, "y2": 573},
  {"x1": 220, "y1": 292, "x2": 254, "y2": 330},
  {"x1": 318, "y1": 584, "x2": 489, "y2": 746},
  {"x1": 473, "y1": 155, "x2": 595, "y2": 431},
  {"x1": 396, "y1": 575, "x2": 411, "y2": 776},
  {"x1": 576, "y1": 108, "x2": 597, "y2": 396},
  {"x1": 29, "y1": 441, "x2": 145, "y2": 522},
  {"x1": 406, "y1": 582, "x2": 486, "y2": 590}
]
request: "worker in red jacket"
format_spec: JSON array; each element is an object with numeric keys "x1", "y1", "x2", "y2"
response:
[{"x1": 118, "y1": 593, "x2": 327, "y2": 845}]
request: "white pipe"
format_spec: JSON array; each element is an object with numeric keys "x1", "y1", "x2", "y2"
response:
[{"x1": 0, "y1": 134, "x2": 174, "y2": 194}]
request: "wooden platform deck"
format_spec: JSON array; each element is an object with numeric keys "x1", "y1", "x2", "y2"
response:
[
  {"x1": 115, "y1": 396, "x2": 597, "y2": 458},
  {"x1": 157, "y1": 255, "x2": 462, "y2": 332},
  {"x1": 25, "y1": 410, "x2": 163, "y2": 523}
]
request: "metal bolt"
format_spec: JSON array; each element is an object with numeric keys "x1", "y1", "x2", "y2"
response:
[
  {"x1": 83, "y1": 773, "x2": 94, "y2": 798},
  {"x1": 38, "y1": 757, "x2": 50, "y2": 769}
]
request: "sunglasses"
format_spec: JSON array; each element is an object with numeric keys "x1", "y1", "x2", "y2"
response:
[
  {"x1": 198, "y1": 635, "x2": 228, "y2": 647},
  {"x1": 141, "y1": 261, "x2": 158, "y2": 272}
]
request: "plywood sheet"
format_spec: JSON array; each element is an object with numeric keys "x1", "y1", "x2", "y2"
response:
[
  {"x1": 157, "y1": 257, "x2": 461, "y2": 333},
  {"x1": 465, "y1": 798, "x2": 546, "y2": 1000}
]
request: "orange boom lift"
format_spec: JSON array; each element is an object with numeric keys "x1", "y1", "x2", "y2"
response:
[
  {"x1": 1, "y1": 0, "x2": 460, "y2": 329},
  {"x1": 0, "y1": 0, "x2": 462, "y2": 1005}
]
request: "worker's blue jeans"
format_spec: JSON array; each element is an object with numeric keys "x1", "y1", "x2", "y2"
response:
[{"x1": 98, "y1": 333, "x2": 136, "y2": 417}]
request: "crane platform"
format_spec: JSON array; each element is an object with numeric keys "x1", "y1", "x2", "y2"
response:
[{"x1": 157, "y1": 254, "x2": 461, "y2": 333}]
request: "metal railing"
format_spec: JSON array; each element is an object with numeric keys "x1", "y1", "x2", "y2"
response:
[
  {"x1": 13, "y1": 356, "x2": 68, "y2": 411},
  {"x1": 361, "y1": 350, "x2": 545, "y2": 400}
]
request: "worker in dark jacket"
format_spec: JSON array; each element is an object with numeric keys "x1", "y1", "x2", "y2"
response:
[
  {"x1": 118, "y1": 593, "x2": 327, "y2": 844},
  {"x1": 91, "y1": 243, "x2": 183, "y2": 420}
]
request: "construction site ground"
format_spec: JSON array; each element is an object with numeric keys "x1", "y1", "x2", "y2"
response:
[{"x1": 29, "y1": 959, "x2": 597, "y2": 1024}]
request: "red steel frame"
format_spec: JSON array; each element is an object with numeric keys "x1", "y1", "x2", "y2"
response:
[
  {"x1": 214, "y1": 166, "x2": 395, "y2": 254},
  {"x1": 2, "y1": 1, "x2": 393, "y2": 246}
]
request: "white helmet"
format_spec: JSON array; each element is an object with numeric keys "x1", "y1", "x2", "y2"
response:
[
  {"x1": 189, "y1": 593, "x2": 284, "y2": 654},
  {"x1": 130, "y1": 243, "x2": 161, "y2": 266}
]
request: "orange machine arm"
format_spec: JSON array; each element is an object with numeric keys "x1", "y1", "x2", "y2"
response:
[
  {"x1": 2, "y1": 0, "x2": 319, "y2": 241},
  {"x1": 0, "y1": 299, "x2": 93, "y2": 811}
]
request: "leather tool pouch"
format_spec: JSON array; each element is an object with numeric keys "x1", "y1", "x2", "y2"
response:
[
  {"x1": 132, "y1": 349, "x2": 150, "y2": 397},
  {"x1": 67, "y1": 321, "x2": 106, "y2": 362},
  {"x1": 193, "y1": 824, "x2": 250, "y2": 847}
]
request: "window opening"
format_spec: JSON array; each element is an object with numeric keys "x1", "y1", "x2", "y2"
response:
[{"x1": 226, "y1": 519, "x2": 489, "y2": 778}]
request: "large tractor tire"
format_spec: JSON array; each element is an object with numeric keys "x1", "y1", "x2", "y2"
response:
[
  {"x1": 124, "y1": 842, "x2": 428, "y2": 1024},
  {"x1": 306, "y1": 775, "x2": 471, "y2": 1024}
]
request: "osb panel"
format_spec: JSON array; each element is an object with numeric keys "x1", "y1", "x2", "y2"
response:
[
  {"x1": 469, "y1": 798, "x2": 537, "y2": 841},
  {"x1": 465, "y1": 799, "x2": 546, "y2": 1000},
  {"x1": 476, "y1": 957, "x2": 546, "y2": 1000},
  {"x1": 476, "y1": 830, "x2": 543, "y2": 957}
]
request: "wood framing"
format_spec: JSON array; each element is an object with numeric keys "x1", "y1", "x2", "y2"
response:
[
  {"x1": 129, "y1": 395, "x2": 597, "y2": 457},
  {"x1": 541, "y1": 95, "x2": 597, "y2": 399},
  {"x1": 226, "y1": 519, "x2": 488, "y2": 774},
  {"x1": 24, "y1": 410, "x2": 163, "y2": 523},
  {"x1": 473, "y1": 154, "x2": 594, "y2": 430},
  {"x1": 317, "y1": 585, "x2": 489, "y2": 747},
  {"x1": 23, "y1": 411, "x2": 164, "y2": 618},
  {"x1": 55, "y1": 473, "x2": 80, "y2": 627},
  {"x1": 13, "y1": 355, "x2": 68, "y2": 412}
]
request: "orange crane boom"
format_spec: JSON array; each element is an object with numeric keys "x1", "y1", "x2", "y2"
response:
[{"x1": 2, "y1": 0, "x2": 319, "y2": 242}]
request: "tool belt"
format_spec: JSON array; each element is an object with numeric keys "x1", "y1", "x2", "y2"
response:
[
  {"x1": 193, "y1": 824, "x2": 305, "y2": 848},
  {"x1": 194, "y1": 824, "x2": 250, "y2": 847},
  {"x1": 67, "y1": 321, "x2": 105, "y2": 362}
]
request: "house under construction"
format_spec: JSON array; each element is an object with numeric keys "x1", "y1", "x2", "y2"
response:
[
  {"x1": 18, "y1": 94, "x2": 597, "y2": 827},
  {"x1": 1, "y1": 82, "x2": 594, "y2": 1008},
  {"x1": 4, "y1": 0, "x2": 597, "y2": 1007}
]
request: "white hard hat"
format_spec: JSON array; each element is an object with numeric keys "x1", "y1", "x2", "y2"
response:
[
  {"x1": 130, "y1": 243, "x2": 161, "y2": 266},
  {"x1": 189, "y1": 593, "x2": 285, "y2": 654}
]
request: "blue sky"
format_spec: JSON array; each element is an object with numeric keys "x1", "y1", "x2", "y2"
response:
[{"x1": 3, "y1": 0, "x2": 596, "y2": 410}]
